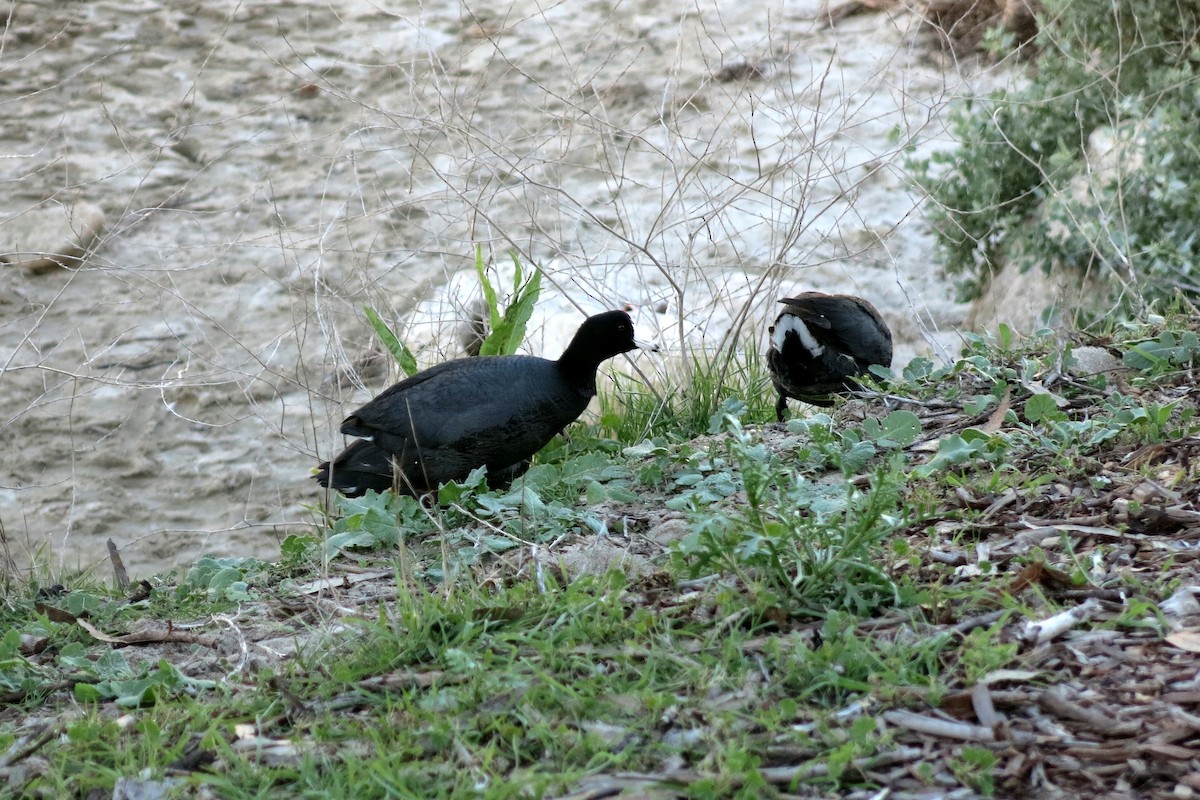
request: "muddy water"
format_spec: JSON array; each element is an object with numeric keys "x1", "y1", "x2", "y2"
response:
[{"x1": 0, "y1": 0, "x2": 1009, "y2": 577}]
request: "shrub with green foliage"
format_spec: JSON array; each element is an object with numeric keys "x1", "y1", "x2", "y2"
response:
[{"x1": 918, "y1": 0, "x2": 1200, "y2": 306}]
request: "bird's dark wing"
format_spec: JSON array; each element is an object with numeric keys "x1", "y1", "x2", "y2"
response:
[
  {"x1": 341, "y1": 356, "x2": 566, "y2": 451},
  {"x1": 777, "y1": 295, "x2": 835, "y2": 330},
  {"x1": 778, "y1": 295, "x2": 892, "y2": 366}
]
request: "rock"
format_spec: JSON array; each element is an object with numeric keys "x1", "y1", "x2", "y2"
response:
[
  {"x1": 1, "y1": 200, "x2": 105, "y2": 273},
  {"x1": 965, "y1": 257, "x2": 1109, "y2": 336},
  {"x1": 646, "y1": 516, "x2": 690, "y2": 546},
  {"x1": 541, "y1": 537, "x2": 653, "y2": 580},
  {"x1": 1067, "y1": 346, "x2": 1124, "y2": 377}
]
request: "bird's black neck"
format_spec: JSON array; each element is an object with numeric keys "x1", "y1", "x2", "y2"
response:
[{"x1": 555, "y1": 348, "x2": 602, "y2": 394}]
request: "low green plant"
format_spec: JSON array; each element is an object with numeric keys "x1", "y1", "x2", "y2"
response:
[
  {"x1": 322, "y1": 489, "x2": 430, "y2": 558},
  {"x1": 66, "y1": 649, "x2": 217, "y2": 707},
  {"x1": 955, "y1": 624, "x2": 1020, "y2": 686},
  {"x1": 0, "y1": 628, "x2": 53, "y2": 701},
  {"x1": 320, "y1": 447, "x2": 643, "y2": 573},
  {"x1": 953, "y1": 746, "x2": 1000, "y2": 796},
  {"x1": 673, "y1": 406, "x2": 908, "y2": 618},
  {"x1": 1123, "y1": 330, "x2": 1200, "y2": 373},
  {"x1": 773, "y1": 613, "x2": 950, "y2": 706},
  {"x1": 177, "y1": 556, "x2": 266, "y2": 603},
  {"x1": 913, "y1": 430, "x2": 1012, "y2": 479},
  {"x1": 472, "y1": 247, "x2": 541, "y2": 357},
  {"x1": 789, "y1": 408, "x2": 921, "y2": 476},
  {"x1": 363, "y1": 247, "x2": 543, "y2": 376}
]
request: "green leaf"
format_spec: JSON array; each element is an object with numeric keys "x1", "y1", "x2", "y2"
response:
[
  {"x1": 479, "y1": 485, "x2": 547, "y2": 517},
  {"x1": 324, "y1": 530, "x2": 381, "y2": 553},
  {"x1": 556, "y1": 452, "x2": 623, "y2": 487},
  {"x1": 203, "y1": 568, "x2": 246, "y2": 599},
  {"x1": 514, "y1": 464, "x2": 560, "y2": 490},
  {"x1": 623, "y1": 441, "x2": 668, "y2": 458},
  {"x1": 223, "y1": 581, "x2": 254, "y2": 602},
  {"x1": 474, "y1": 246, "x2": 502, "y2": 334},
  {"x1": 280, "y1": 534, "x2": 318, "y2": 564},
  {"x1": 477, "y1": 535, "x2": 519, "y2": 553},
  {"x1": 364, "y1": 306, "x2": 418, "y2": 377},
  {"x1": 962, "y1": 395, "x2": 995, "y2": 416},
  {"x1": 1124, "y1": 331, "x2": 1200, "y2": 371},
  {"x1": 180, "y1": 557, "x2": 266, "y2": 602},
  {"x1": 439, "y1": 466, "x2": 489, "y2": 504},
  {"x1": 57, "y1": 643, "x2": 94, "y2": 672},
  {"x1": 914, "y1": 434, "x2": 983, "y2": 477},
  {"x1": 73, "y1": 683, "x2": 102, "y2": 703},
  {"x1": 111, "y1": 678, "x2": 158, "y2": 707},
  {"x1": 878, "y1": 410, "x2": 921, "y2": 447},
  {"x1": 328, "y1": 490, "x2": 414, "y2": 552},
  {"x1": 1024, "y1": 392, "x2": 1059, "y2": 423},
  {"x1": 997, "y1": 323, "x2": 1013, "y2": 350},
  {"x1": 902, "y1": 357, "x2": 934, "y2": 381},
  {"x1": 959, "y1": 428, "x2": 994, "y2": 443},
  {"x1": 501, "y1": 252, "x2": 540, "y2": 352},
  {"x1": 838, "y1": 440, "x2": 877, "y2": 474},
  {"x1": 708, "y1": 398, "x2": 746, "y2": 434},
  {"x1": 585, "y1": 480, "x2": 607, "y2": 504},
  {"x1": 604, "y1": 484, "x2": 640, "y2": 503},
  {"x1": 0, "y1": 629, "x2": 21, "y2": 660},
  {"x1": 63, "y1": 591, "x2": 103, "y2": 617}
]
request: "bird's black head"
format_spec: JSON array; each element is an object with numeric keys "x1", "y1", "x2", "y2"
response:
[{"x1": 561, "y1": 309, "x2": 659, "y2": 367}]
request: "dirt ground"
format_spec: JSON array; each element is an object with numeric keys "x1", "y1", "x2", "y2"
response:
[{"x1": 0, "y1": 0, "x2": 1011, "y2": 577}]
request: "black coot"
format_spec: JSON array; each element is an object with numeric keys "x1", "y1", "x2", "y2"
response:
[
  {"x1": 317, "y1": 309, "x2": 656, "y2": 496},
  {"x1": 766, "y1": 292, "x2": 892, "y2": 421}
]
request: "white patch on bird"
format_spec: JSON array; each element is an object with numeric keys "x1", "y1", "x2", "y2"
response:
[{"x1": 772, "y1": 313, "x2": 824, "y2": 357}]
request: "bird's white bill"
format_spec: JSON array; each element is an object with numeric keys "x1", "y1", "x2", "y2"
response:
[{"x1": 634, "y1": 337, "x2": 660, "y2": 353}]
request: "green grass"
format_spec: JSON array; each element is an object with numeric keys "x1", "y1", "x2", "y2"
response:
[
  {"x1": 597, "y1": 344, "x2": 778, "y2": 443},
  {"x1": 6, "y1": 313, "x2": 1200, "y2": 797}
]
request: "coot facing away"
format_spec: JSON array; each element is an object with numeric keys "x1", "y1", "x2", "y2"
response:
[
  {"x1": 317, "y1": 309, "x2": 657, "y2": 497},
  {"x1": 766, "y1": 292, "x2": 893, "y2": 421}
]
